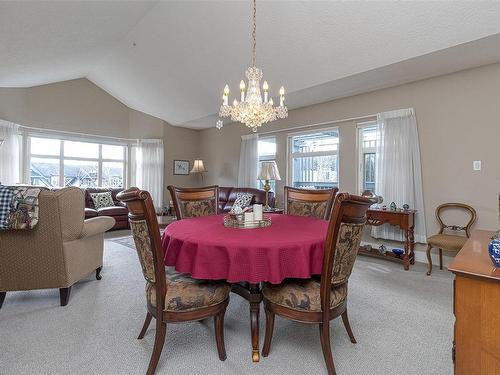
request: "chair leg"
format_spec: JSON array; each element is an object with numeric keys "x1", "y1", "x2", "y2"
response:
[
  {"x1": 146, "y1": 320, "x2": 167, "y2": 375},
  {"x1": 0, "y1": 292, "x2": 6, "y2": 310},
  {"x1": 439, "y1": 249, "x2": 443, "y2": 270},
  {"x1": 59, "y1": 287, "x2": 72, "y2": 306},
  {"x1": 341, "y1": 310, "x2": 356, "y2": 344},
  {"x1": 96, "y1": 266, "x2": 103, "y2": 280},
  {"x1": 262, "y1": 308, "x2": 275, "y2": 357},
  {"x1": 138, "y1": 312, "x2": 153, "y2": 339},
  {"x1": 426, "y1": 244, "x2": 433, "y2": 276},
  {"x1": 319, "y1": 322, "x2": 337, "y2": 375},
  {"x1": 214, "y1": 310, "x2": 227, "y2": 361}
]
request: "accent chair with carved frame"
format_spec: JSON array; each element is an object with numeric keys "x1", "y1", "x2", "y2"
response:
[
  {"x1": 117, "y1": 188, "x2": 230, "y2": 375},
  {"x1": 167, "y1": 185, "x2": 219, "y2": 220},
  {"x1": 261, "y1": 193, "x2": 375, "y2": 375},
  {"x1": 284, "y1": 186, "x2": 338, "y2": 220},
  {"x1": 426, "y1": 203, "x2": 477, "y2": 276}
]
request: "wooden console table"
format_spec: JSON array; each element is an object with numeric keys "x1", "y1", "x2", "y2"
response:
[
  {"x1": 448, "y1": 230, "x2": 500, "y2": 374},
  {"x1": 358, "y1": 208, "x2": 416, "y2": 270}
]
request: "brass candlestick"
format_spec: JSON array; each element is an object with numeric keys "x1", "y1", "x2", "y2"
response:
[{"x1": 263, "y1": 179, "x2": 271, "y2": 210}]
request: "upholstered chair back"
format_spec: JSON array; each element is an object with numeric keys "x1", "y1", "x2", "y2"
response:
[
  {"x1": 320, "y1": 193, "x2": 375, "y2": 312},
  {"x1": 284, "y1": 186, "x2": 338, "y2": 220},
  {"x1": 435, "y1": 203, "x2": 477, "y2": 237},
  {"x1": 168, "y1": 185, "x2": 219, "y2": 220},
  {"x1": 117, "y1": 188, "x2": 166, "y2": 314}
]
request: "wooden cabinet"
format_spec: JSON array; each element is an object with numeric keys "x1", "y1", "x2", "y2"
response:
[{"x1": 448, "y1": 230, "x2": 500, "y2": 375}]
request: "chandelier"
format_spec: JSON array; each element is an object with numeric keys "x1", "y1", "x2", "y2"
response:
[{"x1": 217, "y1": 0, "x2": 288, "y2": 132}]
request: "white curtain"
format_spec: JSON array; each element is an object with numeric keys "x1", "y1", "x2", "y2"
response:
[
  {"x1": 0, "y1": 120, "x2": 20, "y2": 185},
  {"x1": 237, "y1": 134, "x2": 259, "y2": 188},
  {"x1": 372, "y1": 108, "x2": 427, "y2": 243},
  {"x1": 135, "y1": 139, "x2": 164, "y2": 212}
]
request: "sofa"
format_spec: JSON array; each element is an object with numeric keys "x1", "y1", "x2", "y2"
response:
[
  {"x1": 84, "y1": 188, "x2": 129, "y2": 230},
  {"x1": 0, "y1": 187, "x2": 115, "y2": 308},
  {"x1": 218, "y1": 187, "x2": 275, "y2": 213}
]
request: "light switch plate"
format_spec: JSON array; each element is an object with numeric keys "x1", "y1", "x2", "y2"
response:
[{"x1": 473, "y1": 160, "x2": 481, "y2": 171}]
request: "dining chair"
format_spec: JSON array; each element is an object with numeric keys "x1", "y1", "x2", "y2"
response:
[
  {"x1": 117, "y1": 188, "x2": 230, "y2": 375},
  {"x1": 168, "y1": 185, "x2": 219, "y2": 220},
  {"x1": 262, "y1": 192, "x2": 375, "y2": 375},
  {"x1": 284, "y1": 186, "x2": 338, "y2": 220},
  {"x1": 426, "y1": 203, "x2": 476, "y2": 276}
]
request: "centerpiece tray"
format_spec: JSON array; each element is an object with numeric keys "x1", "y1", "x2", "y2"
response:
[{"x1": 223, "y1": 214, "x2": 271, "y2": 229}]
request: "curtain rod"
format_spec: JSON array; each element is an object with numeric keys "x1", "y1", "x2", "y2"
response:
[
  {"x1": 18, "y1": 124, "x2": 138, "y2": 142},
  {"x1": 255, "y1": 113, "x2": 377, "y2": 136}
]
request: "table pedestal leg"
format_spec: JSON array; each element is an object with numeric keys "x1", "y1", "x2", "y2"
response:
[
  {"x1": 230, "y1": 282, "x2": 263, "y2": 362},
  {"x1": 249, "y1": 283, "x2": 262, "y2": 362}
]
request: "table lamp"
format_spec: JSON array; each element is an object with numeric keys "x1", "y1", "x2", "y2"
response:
[
  {"x1": 257, "y1": 161, "x2": 281, "y2": 210},
  {"x1": 190, "y1": 159, "x2": 206, "y2": 181}
]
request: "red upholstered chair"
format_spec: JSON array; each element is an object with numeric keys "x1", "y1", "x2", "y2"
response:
[
  {"x1": 117, "y1": 188, "x2": 230, "y2": 375},
  {"x1": 262, "y1": 193, "x2": 375, "y2": 375}
]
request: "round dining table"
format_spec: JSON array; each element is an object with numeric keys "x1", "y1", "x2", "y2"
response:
[{"x1": 161, "y1": 213, "x2": 329, "y2": 362}]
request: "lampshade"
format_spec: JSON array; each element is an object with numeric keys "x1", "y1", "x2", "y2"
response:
[
  {"x1": 257, "y1": 161, "x2": 281, "y2": 181},
  {"x1": 190, "y1": 159, "x2": 206, "y2": 173}
]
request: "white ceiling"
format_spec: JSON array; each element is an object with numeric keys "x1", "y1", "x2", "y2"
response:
[{"x1": 2, "y1": 1, "x2": 500, "y2": 129}]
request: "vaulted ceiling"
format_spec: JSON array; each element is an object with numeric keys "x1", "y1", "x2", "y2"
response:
[{"x1": 2, "y1": 1, "x2": 500, "y2": 129}]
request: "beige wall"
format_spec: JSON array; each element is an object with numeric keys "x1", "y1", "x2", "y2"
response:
[
  {"x1": 0, "y1": 78, "x2": 201, "y2": 204},
  {"x1": 200, "y1": 63, "x2": 500, "y2": 257}
]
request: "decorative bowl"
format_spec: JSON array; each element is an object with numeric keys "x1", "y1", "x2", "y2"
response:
[
  {"x1": 392, "y1": 248, "x2": 404, "y2": 257},
  {"x1": 488, "y1": 237, "x2": 500, "y2": 268}
]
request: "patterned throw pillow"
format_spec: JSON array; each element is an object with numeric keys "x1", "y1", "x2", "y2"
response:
[
  {"x1": 231, "y1": 192, "x2": 253, "y2": 213},
  {"x1": 90, "y1": 192, "x2": 115, "y2": 209}
]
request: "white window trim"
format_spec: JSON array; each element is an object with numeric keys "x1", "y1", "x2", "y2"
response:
[
  {"x1": 24, "y1": 131, "x2": 130, "y2": 188},
  {"x1": 287, "y1": 126, "x2": 340, "y2": 189},
  {"x1": 357, "y1": 121, "x2": 377, "y2": 194}
]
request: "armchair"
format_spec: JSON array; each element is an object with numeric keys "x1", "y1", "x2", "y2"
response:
[{"x1": 0, "y1": 187, "x2": 115, "y2": 308}]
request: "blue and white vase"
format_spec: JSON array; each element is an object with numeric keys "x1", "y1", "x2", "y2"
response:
[{"x1": 488, "y1": 233, "x2": 500, "y2": 268}]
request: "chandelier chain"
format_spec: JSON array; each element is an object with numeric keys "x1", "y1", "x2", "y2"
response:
[{"x1": 252, "y1": 0, "x2": 256, "y2": 67}]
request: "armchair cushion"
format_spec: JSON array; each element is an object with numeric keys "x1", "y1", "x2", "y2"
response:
[
  {"x1": 263, "y1": 279, "x2": 347, "y2": 312},
  {"x1": 80, "y1": 216, "x2": 115, "y2": 238},
  {"x1": 146, "y1": 267, "x2": 230, "y2": 312}
]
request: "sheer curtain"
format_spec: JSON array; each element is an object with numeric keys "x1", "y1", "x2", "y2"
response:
[
  {"x1": 237, "y1": 134, "x2": 259, "y2": 188},
  {"x1": 372, "y1": 108, "x2": 427, "y2": 243},
  {"x1": 135, "y1": 139, "x2": 164, "y2": 212},
  {"x1": 0, "y1": 120, "x2": 20, "y2": 185}
]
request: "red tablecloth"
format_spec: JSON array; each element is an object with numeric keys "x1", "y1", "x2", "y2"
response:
[{"x1": 162, "y1": 214, "x2": 329, "y2": 284}]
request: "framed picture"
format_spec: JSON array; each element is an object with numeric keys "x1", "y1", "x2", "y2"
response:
[{"x1": 173, "y1": 160, "x2": 190, "y2": 175}]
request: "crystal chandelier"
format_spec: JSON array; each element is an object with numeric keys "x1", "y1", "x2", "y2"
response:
[{"x1": 218, "y1": 0, "x2": 287, "y2": 132}]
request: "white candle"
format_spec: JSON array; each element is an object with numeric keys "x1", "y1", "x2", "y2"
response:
[
  {"x1": 244, "y1": 212, "x2": 254, "y2": 227},
  {"x1": 253, "y1": 204, "x2": 263, "y2": 221}
]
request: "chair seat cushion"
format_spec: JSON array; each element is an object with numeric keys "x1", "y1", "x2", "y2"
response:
[
  {"x1": 146, "y1": 267, "x2": 230, "y2": 312},
  {"x1": 262, "y1": 279, "x2": 347, "y2": 312},
  {"x1": 427, "y1": 234, "x2": 467, "y2": 251}
]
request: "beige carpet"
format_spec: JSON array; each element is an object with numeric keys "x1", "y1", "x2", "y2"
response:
[{"x1": 0, "y1": 230, "x2": 454, "y2": 375}]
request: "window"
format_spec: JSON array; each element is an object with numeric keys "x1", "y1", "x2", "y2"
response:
[
  {"x1": 289, "y1": 129, "x2": 339, "y2": 189},
  {"x1": 358, "y1": 123, "x2": 377, "y2": 193},
  {"x1": 258, "y1": 136, "x2": 277, "y2": 190},
  {"x1": 28, "y1": 137, "x2": 126, "y2": 188}
]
